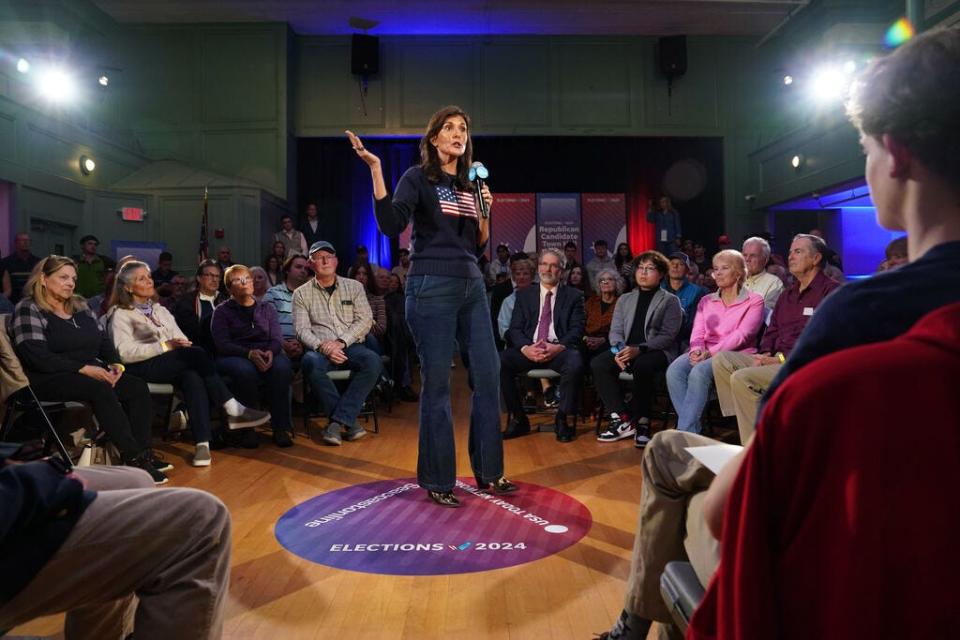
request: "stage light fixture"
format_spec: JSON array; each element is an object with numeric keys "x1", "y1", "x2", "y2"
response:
[
  {"x1": 843, "y1": 60, "x2": 857, "y2": 74},
  {"x1": 79, "y1": 155, "x2": 96, "y2": 175},
  {"x1": 791, "y1": 154, "x2": 804, "y2": 170},
  {"x1": 783, "y1": 75, "x2": 794, "y2": 86},
  {"x1": 36, "y1": 67, "x2": 78, "y2": 103},
  {"x1": 810, "y1": 66, "x2": 847, "y2": 103},
  {"x1": 16, "y1": 58, "x2": 30, "y2": 74},
  {"x1": 98, "y1": 75, "x2": 109, "y2": 87}
]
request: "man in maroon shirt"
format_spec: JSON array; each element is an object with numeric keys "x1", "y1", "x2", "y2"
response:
[{"x1": 711, "y1": 233, "x2": 840, "y2": 442}]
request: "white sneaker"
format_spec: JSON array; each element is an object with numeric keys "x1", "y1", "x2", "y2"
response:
[
  {"x1": 597, "y1": 413, "x2": 637, "y2": 442},
  {"x1": 168, "y1": 408, "x2": 188, "y2": 433},
  {"x1": 192, "y1": 442, "x2": 212, "y2": 467}
]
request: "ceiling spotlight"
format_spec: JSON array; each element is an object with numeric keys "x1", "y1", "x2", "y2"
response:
[
  {"x1": 98, "y1": 75, "x2": 109, "y2": 87},
  {"x1": 843, "y1": 60, "x2": 857, "y2": 74},
  {"x1": 16, "y1": 58, "x2": 30, "y2": 74},
  {"x1": 79, "y1": 155, "x2": 96, "y2": 175},
  {"x1": 783, "y1": 74, "x2": 794, "y2": 86},
  {"x1": 791, "y1": 154, "x2": 805, "y2": 170},
  {"x1": 36, "y1": 67, "x2": 78, "y2": 103}
]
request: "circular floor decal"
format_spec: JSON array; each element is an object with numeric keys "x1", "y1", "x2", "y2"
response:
[{"x1": 275, "y1": 478, "x2": 592, "y2": 575}]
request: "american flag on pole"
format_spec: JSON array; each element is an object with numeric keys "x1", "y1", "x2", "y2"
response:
[
  {"x1": 437, "y1": 185, "x2": 478, "y2": 219},
  {"x1": 198, "y1": 186, "x2": 209, "y2": 262}
]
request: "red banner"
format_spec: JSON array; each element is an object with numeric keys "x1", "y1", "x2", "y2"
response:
[{"x1": 491, "y1": 193, "x2": 537, "y2": 257}]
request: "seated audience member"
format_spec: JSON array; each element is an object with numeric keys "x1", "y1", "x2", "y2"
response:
[
  {"x1": 741, "y1": 236, "x2": 783, "y2": 311},
  {"x1": 271, "y1": 240, "x2": 288, "y2": 264},
  {"x1": 592, "y1": 252, "x2": 682, "y2": 446},
  {"x1": 490, "y1": 251, "x2": 531, "y2": 349},
  {"x1": 151, "y1": 251, "x2": 178, "y2": 288},
  {"x1": 392, "y1": 247, "x2": 411, "y2": 280},
  {"x1": 381, "y1": 269, "x2": 418, "y2": 402},
  {"x1": 108, "y1": 261, "x2": 270, "y2": 466},
  {"x1": 496, "y1": 257, "x2": 536, "y2": 342},
  {"x1": 262, "y1": 254, "x2": 310, "y2": 362},
  {"x1": 691, "y1": 242, "x2": 709, "y2": 274},
  {"x1": 689, "y1": 303, "x2": 960, "y2": 639},
  {"x1": 766, "y1": 262, "x2": 789, "y2": 286},
  {"x1": 11, "y1": 256, "x2": 165, "y2": 483},
  {"x1": 347, "y1": 244, "x2": 379, "y2": 278},
  {"x1": 712, "y1": 234, "x2": 839, "y2": 442},
  {"x1": 0, "y1": 461, "x2": 231, "y2": 639},
  {"x1": 159, "y1": 273, "x2": 187, "y2": 310},
  {"x1": 563, "y1": 240, "x2": 581, "y2": 271},
  {"x1": 293, "y1": 241, "x2": 382, "y2": 446},
  {"x1": 215, "y1": 246, "x2": 234, "y2": 293},
  {"x1": 173, "y1": 259, "x2": 227, "y2": 354},
  {"x1": 486, "y1": 243, "x2": 511, "y2": 288},
  {"x1": 662, "y1": 252, "x2": 706, "y2": 344},
  {"x1": 85, "y1": 264, "x2": 117, "y2": 319},
  {"x1": 717, "y1": 234, "x2": 732, "y2": 252},
  {"x1": 614, "y1": 242, "x2": 634, "y2": 291},
  {"x1": 666, "y1": 250, "x2": 763, "y2": 434},
  {"x1": 352, "y1": 263, "x2": 387, "y2": 355},
  {"x1": 601, "y1": 27, "x2": 960, "y2": 640},
  {"x1": 273, "y1": 213, "x2": 308, "y2": 258},
  {"x1": 582, "y1": 267, "x2": 621, "y2": 361},
  {"x1": 882, "y1": 235, "x2": 909, "y2": 271},
  {"x1": 211, "y1": 264, "x2": 294, "y2": 448},
  {"x1": 263, "y1": 254, "x2": 282, "y2": 287},
  {"x1": 586, "y1": 239, "x2": 615, "y2": 288},
  {"x1": 249, "y1": 266, "x2": 269, "y2": 302},
  {"x1": 566, "y1": 264, "x2": 590, "y2": 297},
  {"x1": 500, "y1": 248, "x2": 585, "y2": 443}
]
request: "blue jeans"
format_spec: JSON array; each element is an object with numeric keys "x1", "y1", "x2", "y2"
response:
[
  {"x1": 301, "y1": 344, "x2": 382, "y2": 428},
  {"x1": 406, "y1": 275, "x2": 504, "y2": 492},
  {"x1": 216, "y1": 353, "x2": 293, "y2": 431},
  {"x1": 666, "y1": 353, "x2": 715, "y2": 433}
]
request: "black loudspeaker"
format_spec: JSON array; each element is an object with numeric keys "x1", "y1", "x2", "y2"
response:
[
  {"x1": 351, "y1": 34, "x2": 379, "y2": 75},
  {"x1": 658, "y1": 36, "x2": 687, "y2": 78}
]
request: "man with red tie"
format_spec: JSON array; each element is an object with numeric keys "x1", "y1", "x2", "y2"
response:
[{"x1": 500, "y1": 248, "x2": 585, "y2": 442}]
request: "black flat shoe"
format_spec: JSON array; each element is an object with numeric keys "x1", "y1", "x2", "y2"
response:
[
  {"x1": 427, "y1": 490, "x2": 460, "y2": 508},
  {"x1": 478, "y1": 477, "x2": 518, "y2": 494}
]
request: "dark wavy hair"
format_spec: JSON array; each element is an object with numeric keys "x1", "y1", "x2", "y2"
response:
[{"x1": 419, "y1": 105, "x2": 474, "y2": 190}]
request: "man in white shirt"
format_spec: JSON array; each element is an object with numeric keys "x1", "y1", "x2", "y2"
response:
[{"x1": 742, "y1": 236, "x2": 784, "y2": 312}]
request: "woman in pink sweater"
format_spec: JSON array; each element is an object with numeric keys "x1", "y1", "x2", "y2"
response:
[{"x1": 666, "y1": 250, "x2": 763, "y2": 433}]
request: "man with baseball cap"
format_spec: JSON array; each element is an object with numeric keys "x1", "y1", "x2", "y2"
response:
[
  {"x1": 292, "y1": 240, "x2": 382, "y2": 446},
  {"x1": 73, "y1": 234, "x2": 115, "y2": 299},
  {"x1": 662, "y1": 251, "x2": 706, "y2": 344}
]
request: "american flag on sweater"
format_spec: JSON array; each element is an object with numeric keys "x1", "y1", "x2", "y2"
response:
[{"x1": 436, "y1": 184, "x2": 478, "y2": 219}]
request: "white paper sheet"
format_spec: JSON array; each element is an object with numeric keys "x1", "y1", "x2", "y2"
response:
[{"x1": 685, "y1": 444, "x2": 744, "y2": 475}]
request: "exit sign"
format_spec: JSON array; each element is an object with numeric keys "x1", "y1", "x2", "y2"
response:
[{"x1": 119, "y1": 207, "x2": 147, "y2": 222}]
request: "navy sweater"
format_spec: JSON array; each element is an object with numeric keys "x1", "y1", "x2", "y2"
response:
[{"x1": 375, "y1": 166, "x2": 484, "y2": 279}]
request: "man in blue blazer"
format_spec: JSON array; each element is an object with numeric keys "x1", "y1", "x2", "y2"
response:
[{"x1": 500, "y1": 249, "x2": 586, "y2": 442}]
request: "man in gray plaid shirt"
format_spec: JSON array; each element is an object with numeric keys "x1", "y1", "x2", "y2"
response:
[{"x1": 293, "y1": 240, "x2": 383, "y2": 446}]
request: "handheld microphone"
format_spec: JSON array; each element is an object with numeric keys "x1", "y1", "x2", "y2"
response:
[{"x1": 469, "y1": 161, "x2": 490, "y2": 219}]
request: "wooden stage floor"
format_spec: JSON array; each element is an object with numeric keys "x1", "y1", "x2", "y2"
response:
[{"x1": 12, "y1": 366, "x2": 658, "y2": 639}]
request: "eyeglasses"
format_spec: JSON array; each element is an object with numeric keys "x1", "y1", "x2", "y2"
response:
[
  {"x1": 598, "y1": 278, "x2": 615, "y2": 283},
  {"x1": 230, "y1": 276, "x2": 250, "y2": 286}
]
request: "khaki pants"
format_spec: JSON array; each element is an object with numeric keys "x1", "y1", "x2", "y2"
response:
[
  {"x1": 0, "y1": 465, "x2": 231, "y2": 640},
  {"x1": 623, "y1": 431, "x2": 719, "y2": 636},
  {"x1": 711, "y1": 352, "x2": 781, "y2": 443}
]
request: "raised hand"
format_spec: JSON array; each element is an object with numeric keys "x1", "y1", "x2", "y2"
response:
[{"x1": 345, "y1": 130, "x2": 381, "y2": 168}]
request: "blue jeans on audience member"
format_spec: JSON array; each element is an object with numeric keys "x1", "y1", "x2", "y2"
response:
[
  {"x1": 364, "y1": 333, "x2": 383, "y2": 355},
  {"x1": 405, "y1": 274, "x2": 504, "y2": 493},
  {"x1": 216, "y1": 353, "x2": 293, "y2": 432},
  {"x1": 666, "y1": 353, "x2": 716, "y2": 433},
  {"x1": 301, "y1": 344, "x2": 382, "y2": 428}
]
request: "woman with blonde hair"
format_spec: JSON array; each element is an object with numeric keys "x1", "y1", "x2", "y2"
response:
[
  {"x1": 665, "y1": 249, "x2": 764, "y2": 434},
  {"x1": 108, "y1": 261, "x2": 270, "y2": 466},
  {"x1": 11, "y1": 256, "x2": 165, "y2": 483}
]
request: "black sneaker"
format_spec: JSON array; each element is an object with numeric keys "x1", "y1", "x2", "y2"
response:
[
  {"x1": 149, "y1": 451, "x2": 174, "y2": 472},
  {"x1": 634, "y1": 422, "x2": 651, "y2": 448},
  {"x1": 597, "y1": 414, "x2": 636, "y2": 442},
  {"x1": 543, "y1": 385, "x2": 559, "y2": 408},
  {"x1": 596, "y1": 608, "x2": 652, "y2": 640},
  {"x1": 127, "y1": 454, "x2": 169, "y2": 485},
  {"x1": 273, "y1": 429, "x2": 293, "y2": 448}
]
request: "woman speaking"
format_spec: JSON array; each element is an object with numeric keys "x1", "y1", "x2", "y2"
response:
[{"x1": 347, "y1": 106, "x2": 515, "y2": 508}]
